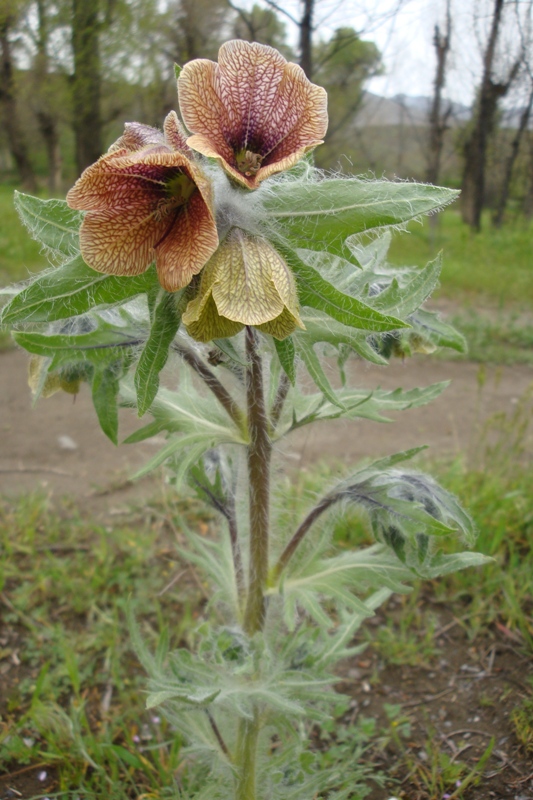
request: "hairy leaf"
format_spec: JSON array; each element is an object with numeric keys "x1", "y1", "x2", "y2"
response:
[
  {"x1": 278, "y1": 244, "x2": 407, "y2": 333},
  {"x1": 264, "y1": 178, "x2": 458, "y2": 254},
  {"x1": 1, "y1": 256, "x2": 158, "y2": 325},
  {"x1": 14, "y1": 192, "x2": 83, "y2": 259},
  {"x1": 135, "y1": 291, "x2": 182, "y2": 416}
]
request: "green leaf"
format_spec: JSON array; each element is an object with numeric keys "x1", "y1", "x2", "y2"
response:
[
  {"x1": 174, "y1": 63, "x2": 182, "y2": 80},
  {"x1": 279, "y1": 244, "x2": 407, "y2": 333},
  {"x1": 13, "y1": 325, "x2": 141, "y2": 369},
  {"x1": 282, "y1": 384, "x2": 447, "y2": 433},
  {"x1": 274, "y1": 336, "x2": 296, "y2": 384},
  {"x1": 146, "y1": 687, "x2": 221, "y2": 709},
  {"x1": 1, "y1": 256, "x2": 158, "y2": 325},
  {"x1": 135, "y1": 291, "x2": 182, "y2": 416},
  {"x1": 265, "y1": 178, "x2": 459, "y2": 254},
  {"x1": 294, "y1": 338, "x2": 344, "y2": 409},
  {"x1": 92, "y1": 364, "x2": 120, "y2": 444},
  {"x1": 14, "y1": 192, "x2": 83, "y2": 258},
  {"x1": 410, "y1": 308, "x2": 467, "y2": 353},
  {"x1": 108, "y1": 744, "x2": 146, "y2": 771},
  {"x1": 297, "y1": 310, "x2": 387, "y2": 366},
  {"x1": 367, "y1": 254, "x2": 442, "y2": 317}
]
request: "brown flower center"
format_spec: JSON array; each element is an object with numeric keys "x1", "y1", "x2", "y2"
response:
[{"x1": 235, "y1": 149, "x2": 263, "y2": 177}]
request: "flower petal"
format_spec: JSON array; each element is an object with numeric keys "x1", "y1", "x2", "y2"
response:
[
  {"x1": 178, "y1": 59, "x2": 234, "y2": 164},
  {"x1": 163, "y1": 110, "x2": 191, "y2": 154},
  {"x1": 184, "y1": 292, "x2": 244, "y2": 343},
  {"x1": 256, "y1": 307, "x2": 302, "y2": 340},
  {"x1": 79, "y1": 205, "x2": 169, "y2": 277},
  {"x1": 108, "y1": 122, "x2": 166, "y2": 153},
  {"x1": 216, "y1": 40, "x2": 286, "y2": 150},
  {"x1": 213, "y1": 231, "x2": 285, "y2": 325},
  {"x1": 259, "y1": 62, "x2": 327, "y2": 160},
  {"x1": 155, "y1": 190, "x2": 219, "y2": 292}
]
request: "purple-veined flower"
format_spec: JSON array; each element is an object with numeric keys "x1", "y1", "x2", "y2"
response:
[
  {"x1": 67, "y1": 112, "x2": 219, "y2": 292},
  {"x1": 178, "y1": 40, "x2": 328, "y2": 190}
]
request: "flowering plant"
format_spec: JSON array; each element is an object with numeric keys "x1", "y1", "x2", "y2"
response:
[{"x1": 1, "y1": 40, "x2": 489, "y2": 800}]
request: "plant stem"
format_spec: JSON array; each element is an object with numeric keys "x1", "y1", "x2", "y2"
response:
[
  {"x1": 273, "y1": 494, "x2": 338, "y2": 580},
  {"x1": 243, "y1": 327, "x2": 271, "y2": 636},
  {"x1": 173, "y1": 343, "x2": 245, "y2": 429},
  {"x1": 235, "y1": 707, "x2": 260, "y2": 800},
  {"x1": 270, "y1": 372, "x2": 290, "y2": 431}
]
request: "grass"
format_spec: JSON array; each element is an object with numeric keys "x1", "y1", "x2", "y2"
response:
[
  {"x1": 0, "y1": 185, "x2": 43, "y2": 287},
  {"x1": 388, "y1": 210, "x2": 533, "y2": 308}
]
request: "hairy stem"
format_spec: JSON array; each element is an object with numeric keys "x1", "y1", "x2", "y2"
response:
[
  {"x1": 243, "y1": 327, "x2": 271, "y2": 636},
  {"x1": 235, "y1": 708, "x2": 260, "y2": 800},
  {"x1": 273, "y1": 494, "x2": 338, "y2": 580},
  {"x1": 206, "y1": 709, "x2": 232, "y2": 761},
  {"x1": 270, "y1": 372, "x2": 290, "y2": 431},
  {"x1": 192, "y1": 477, "x2": 245, "y2": 601},
  {"x1": 173, "y1": 343, "x2": 245, "y2": 430}
]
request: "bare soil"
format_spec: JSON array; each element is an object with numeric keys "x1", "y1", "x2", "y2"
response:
[
  {"x1": 341, "y1": 599, "x2": 533, "y2": 799},
  {"x1": 1, "y1": 348, "x2": 532, "y2": 514}
]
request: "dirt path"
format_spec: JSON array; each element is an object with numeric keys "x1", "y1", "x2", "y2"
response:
[{"x1": 1, "y1": 348, "x2": 532, "y2": 513}]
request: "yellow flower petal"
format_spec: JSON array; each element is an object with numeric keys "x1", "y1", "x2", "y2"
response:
[{"x1": 182, "y1": 230, "x2": 304, "y2": 342}]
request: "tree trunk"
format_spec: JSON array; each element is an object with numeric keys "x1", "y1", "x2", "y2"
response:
[
  {"x1": 460, "y1": 0, "x2": 519, "y2": 231},
  {"x1": 37, "y1": 110, "x2": 62, "y2": 194},
  {"x1": 492, "y1": 86, "x2": 533, "y2": 227},
  {"x1": 0, "y1": 16, "x2": 37, "y2": 191},
  {"x1": 71, "y1": 0, "x2": 102, "y2": 175},
  {"x1": 35, "y1": 0, "x2": 62, "y2": 193},
  {"x1": 523, "y1": 132, "x2": 533, "y2": 219},
  {"x1": 426, "y1": 3, "x2": 451, "y2": 185},
  {"x1": 299, "y1": 0, "x2": 313, "y2": 78}
]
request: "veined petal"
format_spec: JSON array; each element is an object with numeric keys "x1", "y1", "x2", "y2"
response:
[
  {"x1": 183, "y1": 293, "x2": 244, "y2": 343},
  {"x1": 257, "y1": 62, "x2": 327, "y2": 159},
  {"x1": 108, "y1": 122, "x2": 166, "y2": 153},
  {"x1": 67, "y1": 150, "x2": 187, "y2": 212},
  {"x1": 183, "y1": 230, "x2": 304, "y2": 333},
  {"x1": 163, "y1": 110, "x2": 191, "y2": 153},
  {"x1": 178, "y1": 59, "x2": 233, "y2": 159},
  {"x1": 256, "y1": 307, "x2": 302, "y2": 340},
  {"x1": 213, "y1": 231, "x2": 303, "y2": 328},
  {"x1": 155, "y1": 190, "x2": 219, "y2": 292},
  {"x1": 216, "y1": 40, "x2": 286, "y2": 148},
  {"x1": 79, "y1": 205, "x2": 170, "y2": 277},
  {"x1": 178, "y1": 40, "x2": 328, "y2": 189}
]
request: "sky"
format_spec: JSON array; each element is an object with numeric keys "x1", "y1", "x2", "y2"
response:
[{"x1": 272, "y1": 0, "x2": 530, "y2": 106}]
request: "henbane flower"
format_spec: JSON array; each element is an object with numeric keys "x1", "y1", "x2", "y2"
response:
[
  {"x1": 67, "y1": 111, "x2": 219, "y2": 292},
  {"x1": 178, "y1": 40, "x2": 328, "y2": 190},
  {"x1": 182, "y1": 230, "x2": 304, "y2": 342}
]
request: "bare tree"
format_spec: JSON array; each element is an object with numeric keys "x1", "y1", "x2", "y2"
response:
[
  {"x1": 461, "y1": 0, "x2": 522, "y2": 231},
  {"x1": 492, "y1": 82, "x2": 533, "y2": 226},
  {"x1": 426, "y1": 0, "x2": 452, "y2": 185},
  {"x1": 71, "y1": 0, "x2": 103, "y2": 174},
  {"x1": 33, "y1": 0, "x2": 62, "y2": 192},
  {"x1": 0, "y1": 1, "x2": 37, "y2": 190}
]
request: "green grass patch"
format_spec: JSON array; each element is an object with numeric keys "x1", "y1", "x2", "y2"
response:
[
  {"x1": 0, "y1": 185, "x2": 43, "y2": 287},
  {"x1": 388, "y1": 210, "x2": 533, "y2": 308},
  {"x1": 447, "y1": 310, "x2": 533, "y2": 365}
]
